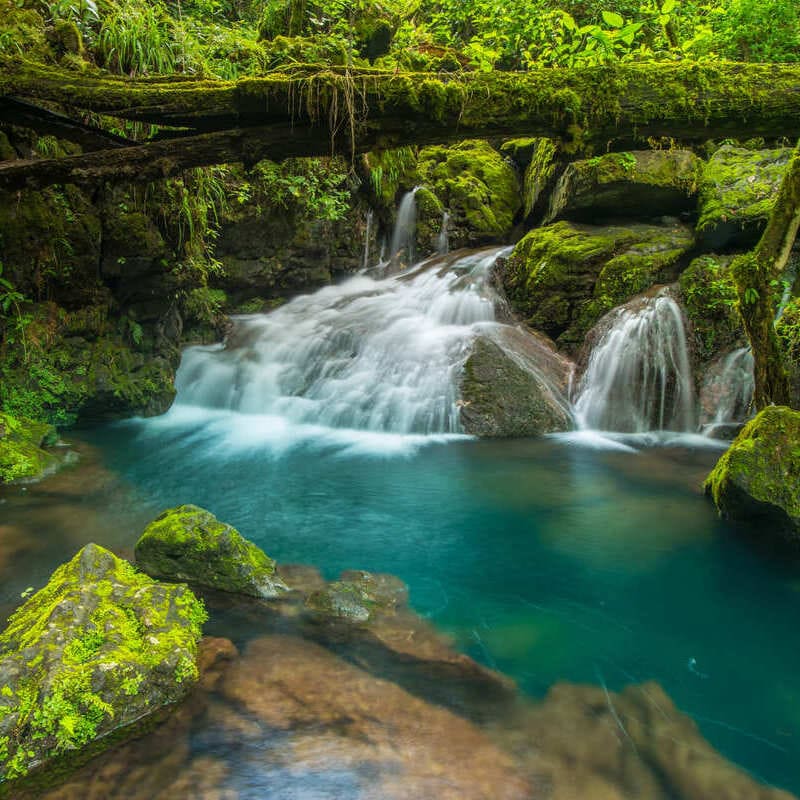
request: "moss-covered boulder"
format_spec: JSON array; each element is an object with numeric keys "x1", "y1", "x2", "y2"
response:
[
  {"x1": 417, "y1": 140, "x2": 521, "y2": 248},
  {"x1": 547, "y1": 150, "x2": 702, "y2": 222},
  {"x1": 0, "y1": 412, "x2": 59, "y2": 484},
  {"x1": 502, "y1": 220, "x2": 693, "y2": 353},
  {"x1": 704, "y1": 407, "x2": 800, "y2": 540},
  {"x1": 678, "y1": 254, "x2": 745, "y2": 366},
  {"x1": 0, "y1": 543, "x2": 205, "y2": 789},
  {"x1": 696, "y1": 145, "x2": 793, "y2": 250},
  {"x1": 305, "y1": 570, "x2": 408, "y2": 624},
  {"x1": 459, "y1": 330, "x2": 573, "y2": 437},
  {"x1": 135, "y1": 505, "x2": 288, "y2": 599},
  {"x1": 522, "y1": 138, "x2": 559, "y2": 220}
]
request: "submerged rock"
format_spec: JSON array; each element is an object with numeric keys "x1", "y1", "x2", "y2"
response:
[
  {"x1": 516, "y1": 681, "x2": 794, "y2": 800},
  {"x1": 502, "y1": 220, "x2": 693, "y2": 353},
  {"x1": 0, "y1": 412, "x2": 60, "y2": 484},
  {"x1": 705, "y1": 407, "x2": 800, "y2": 540},
  {"x1": 305, "y1": 571, "x2": 408, "y2": 623},
  {"x1": 547, "y1": 149, "x2": 702, "y2": 222},
  {"x1": 696, "y1": 144, "x2": 793, "y2": 250},
  {"x1": 0, "y1": 543, "x2": 205, "y2": 789},
  {"x1": 135, "y1": 505, "x2": 289, "y2": 598},
  {"x1": 459, "y1": 329, "x2": 573, "y2": 437}
]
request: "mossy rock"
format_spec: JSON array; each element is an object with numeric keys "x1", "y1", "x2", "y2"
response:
[
  {"x1": 0, "y1": 412, "x2": 59, "y2": 484},
  {"x1": 547, "y1": 150, "x2": 702, "y2": 222},
  {"x1": 305, "y1": 570, "x2": 408, "y2": 624},
  {"x1": 417, "y1": 140, "x2": 521, "y2": 247},
  {"x1": 0, "y1": 544, "x2": 205, "y2": 790},
  {"x1": 696, "y1": 145, "x2": 793, "y2": 250},
  {"x1": 459, "y1": 332, "x2": 573, "y2": 437},
  {"x1": 678, "y1": 254, "x2": 744, "y2": 365},
  {"x1": 704, "y1": 407, "x2": 800, "y2": 541},
  {"x1": 502, "y1": 220, "x2": 693, "y2": 353},
  {"x1": 522, "y1": 138, "x2": 559, "y2": 220},
  {"x1": 135, "y1": 505, "x2": 288, "y2": 599},
  {"x1": 776, "y1": 297, "x2": 800, "y2": 407}
]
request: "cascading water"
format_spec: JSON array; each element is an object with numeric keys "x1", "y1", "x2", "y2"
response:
[
  {"x1": 572, "y1": 292, "x2": 696, "y2": 433},
  {"x1": 436, "y1": 211, "x2": 450, "y2": 255},
  {"x1": 176, "y1": 249, "x2": 507, "y2": 437},
  {"x1": 388, "y1": 188, "x2": 419, "y2": 267}
]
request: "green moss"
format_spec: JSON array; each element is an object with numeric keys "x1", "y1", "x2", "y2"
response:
[
  {"x1": 503, "y1": 220, "x2": 693, "y2": 351},
  {"x1": 135, "y1": 504, "x2": 288, "y2": 598},
  {"x1": 417, "y1": 140, "x2": 521, "y2": 242},
  {"x1": 679, "y1": 255, "x2": 744, "y2": 363},
  {"x1": 522, "y1": 139, "x2": 559, "y2": 218},
  {"x1": 548, "y1": 149, "x2": 702, "y2": 222},
  {"x1": 0, "y1": 412, "x2": 59, "y2": 484},
  {"x1": 776, "y1": 298, "x2": 800, "y2": 369},
  {"x1": 697, "y1": 144, "x2": 793, "y2": 249},
  {"x1": 0, "y1": 544, "x2": 206, "y2": 785},
  {"x1": 704, "y1": 406, "x2": 800, "y2": 539}
]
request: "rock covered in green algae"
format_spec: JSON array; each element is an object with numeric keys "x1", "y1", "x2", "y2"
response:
[
  {"x1": 547, "y1": 149, "x2": 702, "y2": 222},
  {"x1": 417, "y1": 140, "x2": 522, "y2": 247},
  {"x1": 459, "y1": 330, "x2": 573, "y2": 438},
  {"x1": 305, "y1": 571, "x2": 409, "y2": 623},
  {"x1": 135, "y1": 505, "x2": 288, "y2": 599},
  {"x1": 502, "y1": 220, "x2": 693, "y2": 353},
  {"x1": 678, "y1": 254, "x2": 745, "y2": 365},
  {"x1": 696, "y1": 144, "x2": 793, "y2": 250},
  {"x1": 0, "y1": 543, "x2": 205, "y2": 788},
  {"x1": 705, "y1": 407, "x2": 800, "y2": 540},
  {"x1": 0, "y1": 412, "x2": 60, "y2": 483}
]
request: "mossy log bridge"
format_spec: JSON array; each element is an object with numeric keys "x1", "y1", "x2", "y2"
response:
[{"x1": 2, "y1": 60, "x2": 800, "y2": 190}]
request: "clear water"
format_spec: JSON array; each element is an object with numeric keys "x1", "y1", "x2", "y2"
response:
[{"x1": 57, "y1": 418, "x2": 799, "y2": 796}]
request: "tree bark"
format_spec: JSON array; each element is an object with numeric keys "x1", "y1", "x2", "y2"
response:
[{"x1": 733, "y1": 141, "x2": 800, "y2": 409}]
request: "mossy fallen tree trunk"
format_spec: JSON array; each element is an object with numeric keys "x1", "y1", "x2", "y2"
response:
[
  {"x1": 2, "y1": 60, "x2": 800, "y2": 190},
  {"x1": 732, "y1": 141, "x2": 800, "y2": 408}
]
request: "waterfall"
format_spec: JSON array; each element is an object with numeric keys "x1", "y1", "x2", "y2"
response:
[
  {"x1": 573, "y1": 292, "x2": 695, "y2": 433},
  {"x1": 175, "y1": 249, "x2": 505, "y2": 436},
  {"x1": 362, "y1": 209, "x2": 374, "y2": 270},
  {"x1": 388, "y1": 188, "x2": 419, "y2": 267},
  {"x1": 712, "y1": 348, "x2": 754, "y2": 425},
  {"x1": 437, "y1": 211, "x2": 450, "y2": 255}
]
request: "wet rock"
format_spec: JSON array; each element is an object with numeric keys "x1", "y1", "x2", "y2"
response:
[
  {"x1": 502, "y1": 220, "x2": 693, "y2": 353},
  {"x1": 0, "y1": 543, "x2": 206, "y2": 789},
  {"x1": 220, "y1": 634, "x2": 533, "y2": 800},
  {"x1": 305, "y1": 570, "x2": 408, "y2": 623},
  {"x1": 135, "y1": 505, "x2": 289, "y2": 599},
  {"x1": 417, "y1": 140, "x2": 522, "y2": 248},
  {"x1": 678, "y1": 254, "x2": 745, "y2": 367},
  {"x1": 512, "y1": 681, "x2": 794, "y2": 800},
  {"x1": 459, "y1": 329, "x2": 573, "y2": 437},
  {"x1": 0, "y1": 412, "x2": 60, "y2": 484},
  {"x1": 547, "y1": 149, "x2": 702, "y2": 223},
  {"x1": 705, "y1": 407, "x2": 800, "y2": 540},
  {"x1": 697, "y1": 144, "x2": 793, "y2": 250}
]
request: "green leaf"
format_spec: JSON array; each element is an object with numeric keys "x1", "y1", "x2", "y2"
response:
[
  {"x1": 561, "y1": 12, "x2": 577, "y2": 31},
  {"x1": 661, "y1": 0, "x2": 676, "y2": 13},
  {"x1": 601, "y1": 10, "x2": 625, "y2": 28}
]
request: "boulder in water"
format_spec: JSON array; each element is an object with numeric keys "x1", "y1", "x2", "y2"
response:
[
  {"x1": 547, "y1": 149, "x2": 702, "y2": 222},
  {"x1": 459, "y1": 329, "x2": 573, "y2": 437},
  {"x1": 135, "y1": 505, "x2": 288, "y2": 598},
  {"x1": 0, "y1": 412, "x2": 60, "y2": 484},
  {"x1": 0, "y1": 543, "x2": 206, "y2": 789},
  {"x1": 696, "y1": 144, "x2": 793, "y2": 250},
  {"x1": 305, "y1": 570, "x2": 409, "y2": 624},
  {"x1": 502, "y1": 220, "x2": 693, "y2": 353},
  {"x1": 705, "y1": 406, "x2": 800, "y2": 540}
]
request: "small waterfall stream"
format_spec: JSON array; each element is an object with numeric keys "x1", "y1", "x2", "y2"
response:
[
  {"x1": 573, "y1": 292, "x2": 696, "y2": 433},
  {"x1": 388, "y1": 188, "x2": 419, "y2": 267}
]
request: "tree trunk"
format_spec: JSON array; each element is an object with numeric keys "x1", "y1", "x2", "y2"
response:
[{"x1": 733, "y1": 141, "x2": 800, "y2": 409}]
